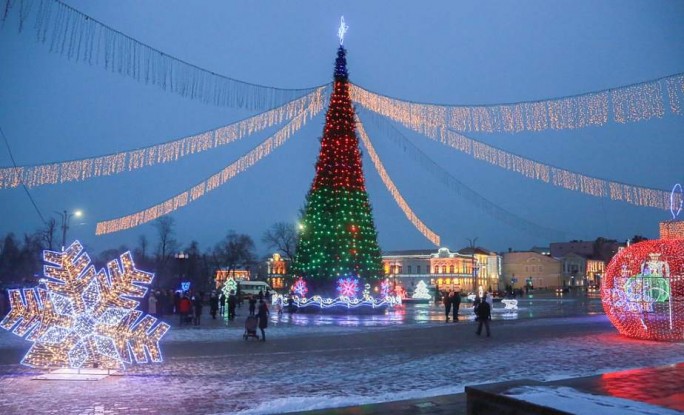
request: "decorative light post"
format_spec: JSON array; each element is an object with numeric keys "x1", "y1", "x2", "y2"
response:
[
  {"x1": 55, "y1": 209, "x2": 82, "y2": 250},
  {"x1": 175, "y1": 251, "x2": 188, "y2": 290},
  {"x1": 467, "y1": 237, "x2": 478, "y2": 292}
]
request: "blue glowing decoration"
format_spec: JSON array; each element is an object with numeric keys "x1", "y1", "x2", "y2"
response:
[
  {"x1": 0, "y1": 241, "x2": 170, "y2": 370},
  {"x1": 181, "y1": 282, "x2": 191, "y2": 292}
]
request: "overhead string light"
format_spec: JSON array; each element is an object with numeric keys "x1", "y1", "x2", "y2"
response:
[
  {"x1": 359, "y1": 110, "x2": 566, "y2": 241},
  {"x1": 0, "y1": 87, "x2": 326, "y2": 190},
  {"x1": 350, "y1": 73, "x2": 684, "y2": 135},
  {"x1": 95, "y1": 94, "x2": 325, "y2": 235},
  {"x1": 409, "y1": 124, "x2": 675, "y2": 211},
  {"x1": 0, "y1": 0, "x2": 325, "y2": 110},
  {"x1": 355, "y1": 115, "x2": 440, "y2": 246}
]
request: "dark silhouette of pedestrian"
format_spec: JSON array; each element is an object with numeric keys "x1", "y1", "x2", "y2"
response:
[
  {"x1": 475, "y1": 293, "x2": 491, "y2": 337},
  {"x1": 249, "y1": 296, "x2": 257, "y2": 316},
  {"x1": 228, "y1": 290, "x2": 237, "y2": 320},
  {"x1": 192, "y1": 292, "x2": 203, "y2": 326},
  {"x1": 256, "y1": 299, "x2": 269, "y2": 341},
  {"x1": 178, "y1": 294, "x2": 192, "y2": 325},
  {"x1": 443, "y1": 291, "x2": 452, "y2": 321},
  {"x1": 209, "y1": 291, "x2": 219, "y2": 319},
  {"x1": 452, "y1": 291, "x2": 461, "y2": 321},
  {"x1": 258, "y1": 289, "x2": 264, "y2": 301},
  {"x1": 218, "y1": 291, "x2": 226, "y2": 314}
]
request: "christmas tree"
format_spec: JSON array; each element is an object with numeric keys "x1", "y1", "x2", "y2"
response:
[{"x1": 291, "y1": 42, "x2": 384, "y2": 296}]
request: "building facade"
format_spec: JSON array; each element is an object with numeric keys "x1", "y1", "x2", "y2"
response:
[
  {"x1": 502, "y1": 251, "x2": 562, "y2": 289},
  {"x1": 214, "y1": 269, "x2": 250, "y2": 289},
  {"x1": 382, "y1": 247, "x2": 501, "y2": 296}
]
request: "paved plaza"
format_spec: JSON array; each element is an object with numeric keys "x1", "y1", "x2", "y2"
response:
[{"x1": 0, "y1": 293, "x2": 682, "y2": 414}]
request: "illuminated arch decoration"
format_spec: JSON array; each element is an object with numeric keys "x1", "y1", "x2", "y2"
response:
[
  {"x1": 0, "y1": 241, "x2": 170, "y2": 369},
  {"x1": 601, "y1": 239, "x2": 684, "y2": 341}
]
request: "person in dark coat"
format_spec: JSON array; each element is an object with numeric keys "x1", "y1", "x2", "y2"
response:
[
  {"x1": 443, "y1": 291, "x2": 452, "y2": 322},
  {"x1": 248, "y1": 296, "x2": 257, "y2": 316},
  {"x1": 209, "y1": 291, "x2": 219, "y2": 319},
  {"x1": 452, "y1": 291, "x2": 461, "y2": 322},
  {"x1": 475, "y1": 293, "x2": 492, "y2": 337},
  {"x1": 218, "y1": 292, "x2": 226, "y2": 314},
  {"x1": 192, "y1": 292, "x2": 203, "y2": 326},
  {"x1": 256, "y1": 299, "x2": 269, "y2": 341},
  {"x1": 228, "y1": 290, "x2": 237, "y2": 320}
]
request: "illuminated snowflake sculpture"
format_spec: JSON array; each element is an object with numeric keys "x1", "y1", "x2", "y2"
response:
[
  {"x1": 337, "y1": 277, "x2": 359, "y2": 297},
  {"x1": 291, "y1": 277, "x2": 308, "y2": 297},
  {"x1": 0, "y1": 241, "x2": 170, "y2": 369}
]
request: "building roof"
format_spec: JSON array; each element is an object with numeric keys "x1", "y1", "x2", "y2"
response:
[
  {"x1": 457, "y1": 247, "x2": 494, "y2": 256},
  {"x1": 382, "y1": 249, "x2": 436, "y2": 257}
]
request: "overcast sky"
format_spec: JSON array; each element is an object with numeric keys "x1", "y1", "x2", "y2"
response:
[{"x1": 1, "y1": 0, "x2": 683, "y2": 257}]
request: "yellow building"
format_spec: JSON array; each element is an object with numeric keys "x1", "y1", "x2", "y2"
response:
[
  {"x1": 214, "y1": 269, "x2": 250, "y2": 289},
  {"x1": 382, "y1": 247, "x2": 501, "y2": 296},
  {"x1": 502, "y1": 251, "x2": 562, "y2": 289},
  {"x1": 266, "y1": 253, "x2": 288, "y2": 290}
]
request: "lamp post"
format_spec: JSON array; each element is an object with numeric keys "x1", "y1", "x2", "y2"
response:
[
  {"x1": 175, "y1": 252, "x2": 188, "y2": 291},
  {"x1": 55, "y1": 209, "x2": 82, "y2": 250},
  {"x1": 467, "y1": 237, "x2": 478, "y2": 292}
]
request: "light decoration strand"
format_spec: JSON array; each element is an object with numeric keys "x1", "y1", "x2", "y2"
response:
[
  {"x1": 350, "y1": 73, "x2": 684, "y2": 135},
  {"x1": 368, "y1": 111, "x2": 677, "y2": 211},
  {"x1": 95, "y1": 90, "x2": 325, "y2": 235},
  {"x1": 0, "y1": 0, "x2": 324, "y2": 110},
  {"x1": 0, "y1": 241, "x2": 170, "y2": 369},
  {"x1": 0, "y1": 88, "x2": 326, "y2": 190},
  {"x1": 291, "y1": 293, "x2": 399, "y2": 312},
  {"x1": 355, "y1": 115, "x2": 441, "y2": 246},
  {"x1": 359, "y1": 110, "x2": 566, "y2": 241}
]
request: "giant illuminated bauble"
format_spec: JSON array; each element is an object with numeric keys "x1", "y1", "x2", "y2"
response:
[{"x1": 601, "y1": 239, "x2": 684, "y2": 341}]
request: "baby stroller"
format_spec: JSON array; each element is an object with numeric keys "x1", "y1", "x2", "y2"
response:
[{"x1": 243, "y1": 316, "x2": 260, "y2": 340}]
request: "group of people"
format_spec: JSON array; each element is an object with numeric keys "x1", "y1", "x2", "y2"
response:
[{"x1": 442, "y1": 289, "x2": 492, "y2": 337}]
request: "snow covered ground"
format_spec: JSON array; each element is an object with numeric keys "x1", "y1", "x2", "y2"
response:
[{"x1": 0, "y1": 296, "x2": 681, "y2": 414}]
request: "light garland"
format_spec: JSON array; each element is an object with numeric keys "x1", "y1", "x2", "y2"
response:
[
  {"x1": 1, "y1": 0, "x2": 324, "y2": 110},
  {"x1": 356, "y1": 116, "x2": 441, "y2": 246},
  {"x1": 292, "y1": 293, "x2": 399, "y2": 312},
  {"x1": 0, "y1": 88, "x2": 326, "y2": 190},
  {"x1": 95, "y1": 91, "x2": 325, "y2": 234},
  {"x1": 0, "y1": 241, "x2": 170, "y2": 369},
  {"x1": 400, "y1": 123, "x2": 674, "y2": 211},
  {"x1": 350, "y1": 74, "x2": 684, "y2": 135},
  {"x1": 361, "y1": 111, "x2": 566, "y2": 240},
  {"x1": 601, "y1": 239, "x2": 683, "y2": 341}
]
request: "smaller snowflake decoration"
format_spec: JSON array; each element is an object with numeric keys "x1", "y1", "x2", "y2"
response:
[
  {"x1": 337, "y1": 277, "x2": 359, "y2": 298},
  {"x1": 0, "y1": 241, "x2": 170, "y2": 370},
  {"x1": 291, "y1": 277, "x2": 308, "y2": 297},
  {"x1": 379, "y1": 279, "x2": 391, "y2": 298}
]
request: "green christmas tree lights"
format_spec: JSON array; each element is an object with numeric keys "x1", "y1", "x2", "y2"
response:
[{"x1": 291, "y1": 45, "x2": 384, "y2": 294}]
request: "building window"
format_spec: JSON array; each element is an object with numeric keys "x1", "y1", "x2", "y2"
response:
[
  {"x1": 407, "y1": 265, "x2": 412, "y2": 274},
  {"x1": 417, "y1": 265, "x2": 421, "y2": 274},
  {"x1": 449, "y1": 265, "x2": 455, "y2": 274}
]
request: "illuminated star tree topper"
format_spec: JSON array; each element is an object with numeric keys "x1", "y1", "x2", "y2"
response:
[{"x1": 338, "y1": 16, "x2": 349, "y2": 45}]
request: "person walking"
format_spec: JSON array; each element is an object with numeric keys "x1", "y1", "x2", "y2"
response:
[
  {"x1": 209, "y1": 291, "x2": 219, "y2": 320},
  {"x1": 148, "y1": 292, "x2": 158, "y2": 317},
  {"x1": 256, "y1": 299, "x2": 269, "y2": 341},
  {"x1": 443, "y1": 291, "x2": 452, "y2": 322},
  {"x1": 179, "y1": 293, "x2": 192, "y2": 325},
  {"x1": 452, "y1": 291, "x2": 461, "y2": 322},
  {"x1": 218, "y1": 291, "x2": 226, "y2": 314},
  {"x1": 192, "y1": 292, "x2": 203, "y2": 326},
  {"x1": 228, "y1": 290, "x2": 237, "y2": 320},
  {"x1": 248, "y1": 296, "x2": 257, "y2": 316},
  {"x1": 475, "y1": 293, "x2": 492, "y2": 337}
]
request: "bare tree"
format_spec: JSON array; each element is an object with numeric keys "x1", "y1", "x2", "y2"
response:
[
  {"x1": 153, "y1": 217, "x2": 178, "y2": 287},
  {"x1": 262, "y1": 222, "x2": 298, "y2": 261},
  {"x1": 39, "y1": 218, "x2": 57, "y2": 251},
  {"x1": 212, "y1": 231, "x2": 256, "y2": 279}
]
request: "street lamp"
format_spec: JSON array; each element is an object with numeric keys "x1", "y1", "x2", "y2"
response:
[
  {"x1": 175, "y1": 252, "x2": 189, "y2": 290},
  {"x1": 55, "y1": 209, "x2": 82, "y2": 250},
  {"x1": 467, "y1": 237, "x2": 478, "y2": 292}
]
